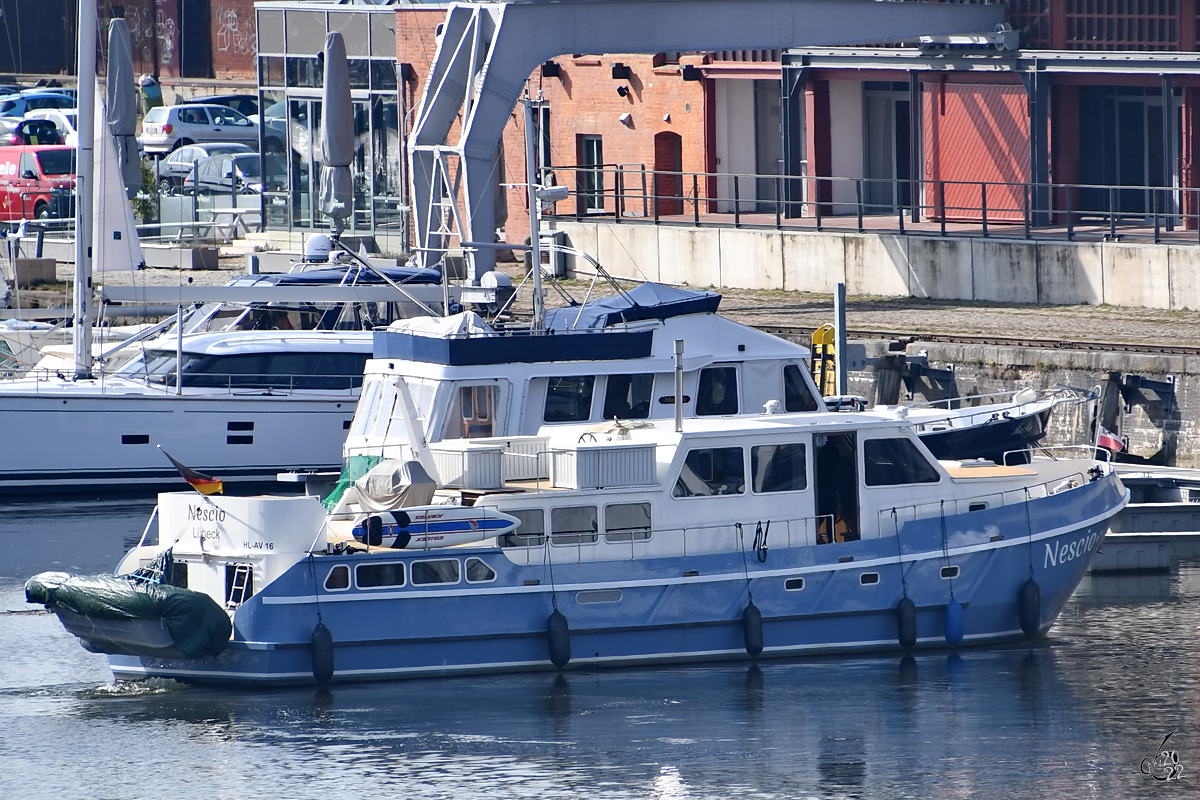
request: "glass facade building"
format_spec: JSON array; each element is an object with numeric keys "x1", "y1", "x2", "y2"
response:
[{"x1": 255, "y1": 4, "x2": 404, "y2": 245}]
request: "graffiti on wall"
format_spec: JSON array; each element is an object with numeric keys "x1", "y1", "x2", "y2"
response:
[{"x1": 215, "y1": 8, "x2": 257, "y2": 57}]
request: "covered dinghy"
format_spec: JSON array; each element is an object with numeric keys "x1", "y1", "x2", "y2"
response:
[
  {"x1": 25, "y1": 570, "x2": 231, "y2": 660},
  {"x1": 544, "y1": 283, "x2": 721, "y2": 330}
]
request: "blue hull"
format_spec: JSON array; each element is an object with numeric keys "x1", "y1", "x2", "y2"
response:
[{"x1": 108, "y1": 474, "x2": 1125, "y2": 685}]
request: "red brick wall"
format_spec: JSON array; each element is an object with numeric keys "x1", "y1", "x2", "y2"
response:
[{"x1": 210, "y1": 0, "x2": 257, "y2": 81}]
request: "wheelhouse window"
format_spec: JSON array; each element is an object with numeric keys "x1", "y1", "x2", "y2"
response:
[
  {"x1": 501, "y1": 509, "x2": 547, "y2": 548},
  {"x1": 751, "y1": 443, "x2": 808, "y2": 493},
  {"x1": 356, "y1": 562, "x2": 405, "y2": 588},
  {"x1": 551, "y1": 505, "x2": 599, "y2": 545},
  {"x1": 604, "y1": 502, "x2": 652, "y2": 542},
  {"x1": 673, "y1": 446, "x2": 745, "y2": 497},
  {"x1": 783, "y1": 364, "x2": 821, "y2": 412},
  {"x1": 444, "y1": 384, "x2": 498, "y2": 439},
  {"x1": 696, "y1": 367, "x2": 738, "y2": 416},
  {"x1": 465, "y1": 557, "x2": 497, "y2": 583},
  {"x1": 602, "y1": 374, "x2": 653, "y2": 420},
  {"x1": 544, "y1": 376, "x2": 595, "y2": 422},
  {"x1": 324, "y1": 564, "x2": 350, "y2": 591},
  {"x1": 864, "y1": 438, "x2": 941, "y2": 486},
  {"x1": 411, "y1": 559, "x2": 461, "y2": 585}
]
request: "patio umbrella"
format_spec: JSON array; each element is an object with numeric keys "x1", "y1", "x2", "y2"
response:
[
  {"x1": 319, "y1": 31, "x2": 353, "y2": 235},
  {"x1": 106, "y1": 19, "x2": 140, "y2": 199}
]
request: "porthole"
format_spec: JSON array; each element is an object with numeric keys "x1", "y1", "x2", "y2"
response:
[
  {"x1": 575, "y1": 589, "x2": 622, "y2": 604},
  {"x1": 784, "y1": 577, "x2": 805, "y2": 591},
  {"x1": 941, "y1": 566, "x2": 960, "y2": 579},
  {"x1": 968, "y1": 502, "x2": 987, "y2": 512},
  {"x1": 860, "y1": 572, "x2": 880, "y2": 585}
]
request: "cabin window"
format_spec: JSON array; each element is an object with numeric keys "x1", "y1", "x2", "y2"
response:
[
  {"x1": 324, "y1": 564, "x2": 350, "y2": 591},
  {"x1": 544, "y1": 376, "x2": 596, "y2": 422},
  {"x1": 501, "y1": 509, "x2": 546, "y2": 548},
  {"x1": 412, "y1": 559, "x2": 461, "y2": 585},
  {"x1": 604, "y1": 502, "x2": 652, "y2": 542},
  {"x1": 602, "y1": 374, "x2": 654, "y2": 420},
  {"x1": 551, "y1": 505, "x2": 599, "y2": 545},
  {"x1": 673, "y1": 446, "x2": 745, "y2": 497},
  {"x1": 751, "y1": 443, "x2": 808, "y2": 493},
  {"x1": 864, "y1": 438, "x2": 941, "y2": 486},
  {"x1": 347, "y1": 378, "x2": 383, "y2": 439},
  {"x1": 444, "y1": 384, "x2": 497, "y2": 439},
  {"x1": 465, "y1": 557, "x2": 497, "y2": 583},
  {"x1": 696, "y1": 367, "x2": 739, "y2": 415},
  {"x1": 356, "y1": 562, "x2": 406, "y2": 588},
  {"x1": 783, "y1": 364, "x2": 821, "y2": 412},
  {"x1": 173, "y1": 352, "x2": 370, "y2": 390},
  {"x1": 784, "y1": 577, "x2": 805, "y2": 591}
]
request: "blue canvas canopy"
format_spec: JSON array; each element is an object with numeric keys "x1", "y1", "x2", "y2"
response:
[
  {"x1": 243, "y1": 265, "x2": 444, "y2": 286},
  {"x1": 544, "y1": 283, "x2": 721, "y2": 331}
]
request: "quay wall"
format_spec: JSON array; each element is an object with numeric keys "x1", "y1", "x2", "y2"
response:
[
  {"x1": 550, "y1": 221, "x2": 1200, "y2": 309},
  {"x1": 831, "y1": 339, "x2": 1197, "y2": 468}
]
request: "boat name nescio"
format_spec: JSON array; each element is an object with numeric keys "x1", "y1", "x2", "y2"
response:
[
  {"x1": 1044, "y1": 531, "x2": 1100, "y2": 569},
  {"x1": 188, "y1": 505, "x2": 226, "y2": 523}
]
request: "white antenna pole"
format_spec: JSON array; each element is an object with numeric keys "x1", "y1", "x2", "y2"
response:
[
  {"x1": 522, "y1": 95, "x2": 544, "y2": 331},
  {"x1": 72, "y1": 0, "x2": 97, "y2": 378}
]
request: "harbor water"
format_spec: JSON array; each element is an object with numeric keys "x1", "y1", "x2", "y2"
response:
[{"x1": 2, "y1": 499, "x2": 1197, "y2": 798}]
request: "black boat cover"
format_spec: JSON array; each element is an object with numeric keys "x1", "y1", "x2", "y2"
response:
[
  {"x1": 544, "y1": 283, "x2": 721, "y2": 330},
  {"x1": 230, "y1": 264, "x2": 443, "y2": 287},
  {"x1": 25, "y1": 571, "x2": 232, "y2": 659}
]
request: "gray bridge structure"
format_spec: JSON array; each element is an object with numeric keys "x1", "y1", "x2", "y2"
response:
[{"x1": 409, "y1": 0, "x2": 1005, "y2": 279}]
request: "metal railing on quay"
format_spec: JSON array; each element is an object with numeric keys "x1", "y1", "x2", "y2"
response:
[{"x1": 546, "y1": 163, "x2": 1200, "y2": 246}]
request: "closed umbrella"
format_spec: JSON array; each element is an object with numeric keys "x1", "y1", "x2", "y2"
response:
[
  {"x1": 106, "y1": 19, "x2": 140, "y2": 199},
  {"x1": 319, "y1": 31, "x2": 353, "y2": 235}
]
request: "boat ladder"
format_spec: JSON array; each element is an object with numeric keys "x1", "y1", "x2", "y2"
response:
[{"x1": 226, "y1": 564, "x2": 253, "y2": 607}]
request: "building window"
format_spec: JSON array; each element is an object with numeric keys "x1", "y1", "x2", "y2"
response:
[{"x1": 577, "y1": 134, "x2": 604, "y2": 213}]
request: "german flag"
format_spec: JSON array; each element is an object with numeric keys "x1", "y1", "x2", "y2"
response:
[{"x1": 158, "y1": 446, "x2": 224, "y2": 495}]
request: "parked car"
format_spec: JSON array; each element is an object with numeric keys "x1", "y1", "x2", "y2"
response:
[
  {"x1": 0, "y1": 145, "x2": 75, "y2": 219},
  {"x1": 0, "y1": 92, "x2": 75, "y2": 117},
  {"x1": 181, "y1": 94, "x2": 258, "y2": 119},
  {"x1": 155, "y1": 142, "x2": 255, "y2": 193},
  {"x1": 0, "y1": 118, "x2": 64, "y2": 147},
  {"x1": 138, "y1": 104, "x2": 258, "y2": 155},
  {"x1": 23, "y1": 110, "x2": 78, "y2": 147},
  {"x1": 182, "y1": 153, "x2": 286, "y2": 195}
]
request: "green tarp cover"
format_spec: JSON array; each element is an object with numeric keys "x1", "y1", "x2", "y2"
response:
[
  {"x1": 323, "y1": 453, "x2": 384, "y2": 510},
  {"x1": 25, "y1": 571, "x2": 232, "y2": 659}
]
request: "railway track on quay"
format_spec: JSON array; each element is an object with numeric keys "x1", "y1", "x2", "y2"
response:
[{"x1": 754, "y1": 325, "x2": 1200, "y2": 356}]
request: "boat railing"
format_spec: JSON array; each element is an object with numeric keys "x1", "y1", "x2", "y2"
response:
[
  {"x1": 493, "y1": 512, "x2": 835, "y2": 565},
  {"x1": 877, "y1": 466, "x2": 1093, "y2": 538},
  {"x1": 14, "y1": 367, "x2": 362, "y2": 397},
  {"x1": 1003, "y1": 444, "x2": 1110, "y2": 465}
]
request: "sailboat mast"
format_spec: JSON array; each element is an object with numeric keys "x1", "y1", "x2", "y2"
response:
[
  {"x1": 522, "y1": 97, "x2": 544, "y2": 332},
  {"x1": 72, "y1": 0, "x2": 97, "y2": 378}
]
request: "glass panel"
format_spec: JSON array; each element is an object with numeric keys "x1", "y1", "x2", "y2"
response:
[
  {"x1": 324, "y1": 565, "x2": 350, "y2": 590},
  {"x1": 604, "y1": 502, "x2": 651, "y2": 542},
  {"x1": 551, "y1": 505, "x2": 599, "y2": 545},
  {"x1": 356, "y1": 562, "x2": 405, "y2": 588},
  {"x1": 864, "y1": 438, "x2": 940, "y2": 486},
  {"x1": 285, "y1": 10, "x2": 326, "y2": 54},
  {"x1": 288, "y1": 99, "x2": 317, "y2": 228},
  {"x1": 577, "y1": 135, "x2": 604, "y2": 213},
  {"x1": 697, "y1": 367, "x2": 739, "y2": 415},
  {"x1": 371, "y1": 60, "x2": 398, "y2": 92},
  {"x1": 751, "y1": 443, "x2": 808, "y2": 493},
  {"x1": 602, "y1": 374, "x2": 653, "y2": 420},
  {"x1": 257, "y1": 10, "x2": 285, "y2": 54},
  {"x1": 328, "y1": 12, "x2": 370, "y2": 57},
  {"x1": 411, "y1": 559, "x2": 461, "y2": 585},
  {"x1": 371, "y1": 98, "x2": 403, "y2": 231},
  {"x1": 352, "y1": 100, "x2": 371, "y2": 231},
  {"x1": 370, "y1": 14, "x2": 397, "y2": 58},
  {"x1": 286, "y1": 57, "x2": 322, "y2": 89},
  {"x1": 544, "y1": 376, "x2": 595, "y2": 422},
  {"x1": 348, "y1": 60, "x2": 371, "y2": 90},
  {"x1": 502, "y1": 509, "x2": 546, "y2": 547},
  {"x1": 465, "y1": 557, "x2": 496, "y2": 583},
  {"x1": 783, "y1": 364, "x2": 820, "y2": 412},
  {"x1": 260, "y1": 57, "x2": 285, "y2": 87},
  {"x1": 673, "y1": 447, "x2": 745, "y2": 497}
]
